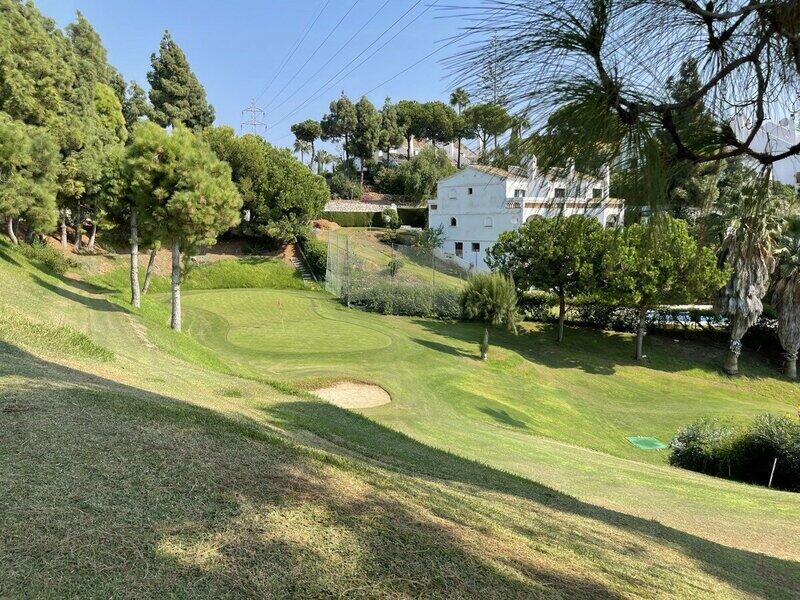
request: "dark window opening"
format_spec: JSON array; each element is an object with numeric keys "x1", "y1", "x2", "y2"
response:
[{"x1": 455, "y1": 242, "x2": 463, "y2": 258}]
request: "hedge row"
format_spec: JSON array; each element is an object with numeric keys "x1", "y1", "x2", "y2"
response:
[
  {"x1": 670, "y1": 415, "x2": 800, "y2": 492},
  {"x1": 349, "y1": 277, "x2": 461, "y2": 320},
  {"x1": 321, "y1": 208, "x2": 426, "y2": 229}
]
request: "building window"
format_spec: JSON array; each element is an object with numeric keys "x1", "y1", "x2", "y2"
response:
[
  {"x1": 448, "y1": 189, "x2": 456, "y2": 200},
  {"x1": 484, "y1": 217, "x2": 493, "y2": 228},
  {"x1": 467, "y1": 187, "x2": 473, "y2": 195},
  {"x1": 455, "y1": 242, "x2": 463, "y2": 258},
  {"x1": 450, "y1": 217, "x2": 458, "y2": 227},
  {"x1": 592, "y1": 188, "x2": 603, "y2": 199},
  {"x1": 471, "y1": 242, "x2": 480, "y2": 253},
  {"x1": 430, "y1": 204, "x2": 438, "y2": 210},
  {"x1": 514, "y1": 189, "x2": 525, "y2": 198},
  {"x1": 554, "y1": 188, "x2": 565, "y2": 199},
  {"x1": 606, "y1": 214, "x2": 619, "y2": 228}
]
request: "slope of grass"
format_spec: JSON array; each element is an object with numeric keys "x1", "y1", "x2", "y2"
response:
[
  {"x1": 91, "y1": 255, "x2": 313, "y2": 294},
  {"x1": 1, "y1": 240, "x2": 799, "y2": 596},
  {"x1": 326, "y1": 228, "x2": 466, "y2": 289},
  {"x1": 180, "y1": 287, "x2": 800, "y2": 561}
]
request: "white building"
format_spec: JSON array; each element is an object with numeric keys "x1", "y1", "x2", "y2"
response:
[
  {"x1": 428, "y1": 162, "x2": 624, "y2": 272},
  {"x1": 734, "y1": 116, "x2": 800, "y2": 188}
]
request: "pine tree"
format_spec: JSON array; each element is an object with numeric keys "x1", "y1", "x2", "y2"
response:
[
  {"x1": 122, "y1": 82, "x2": 151, "y2": 132},
  {"x1": 351, "y1": 97, "x2": 381, "y2": 188},
  {"x1": 148, "y1": 31, "x2": 215, "y2": 130},
  {"x1": 379, "y1": 98, "x2": 405, "y2": 165},
  {"x1": 320, "y1": 94, "x2": 357, "y2": 167}
]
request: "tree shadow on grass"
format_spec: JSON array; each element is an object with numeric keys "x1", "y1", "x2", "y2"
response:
[
  {"x1": 412, "y1": 318, "x2": 779, "y2": 380},
  {"x1": 30, "y1": 274, "x2": 127, "y2": 314},
  {"x1": 0, "y1": 340, "x2": 623, "y2": 598},
  {"x1": 479, "y1": 407, "x2": 529, "y2": 429},
  {"x1": 1, "y1": 341, "x2": 798, "y2": 597},
  {"x1": 411, "y1": 337, "x2": 477, "y2": 359},
  {"x1": 265, "y1": 399, "x2": 800, "y2": 598}
]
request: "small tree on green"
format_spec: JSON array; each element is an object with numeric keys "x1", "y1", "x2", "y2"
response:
[
  {"x1": 603, "y1": 215, "x2": 725, "y2": 361},
  {"x1": 148, "y1": 31, "x2": 215, "y2": 130},
  {"x1": 461, "y1": 273, "x2": 519, "y2": 360},
  {"x1": 126, "y1": 123, "x2": 241, "y2": 330},
  {"x1": 416, "y1": 224, "x2": 446, "y2": 311},
  {"x1": 291, "y1": 119, "x2": 322, "y2": 166},
  {"x1": 486, "y1": 215, "x2": 605, "y2": 342}
]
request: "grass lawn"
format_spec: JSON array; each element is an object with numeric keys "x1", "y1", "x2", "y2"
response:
[
  {"x1": 180, "y1": 287, "x2": 800, "y2": 561},
  {"x1": 322, "y1": 227, "x2": 467, "y2": 289},
  {"x1": 1, "y1": 242, "x2": 799, "y2": 597}
]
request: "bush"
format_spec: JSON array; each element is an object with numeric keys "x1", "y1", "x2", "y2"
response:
[
  {"x1": 15, "y1": 242, "x2": 78, "y2": 275},
  {"x1": 372, "y1": 164, "x2": 404, "y2": 195},
  {"x1": 299, "y1": 233, "x2": 327, "y2": 280},
  {"x1": 321, "y1": 212, "x2": 378, "y2": 228},
  {"x1": 328, "y1": 172, "x2": 362, "y2": 200},
  {"x1": 349, "y1": 277, "x2": 461, "y2": 320},
  {"x1": 670, "y1": 414, "x2": 800, "y2": 491}
]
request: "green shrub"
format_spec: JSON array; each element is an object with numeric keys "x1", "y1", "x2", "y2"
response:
[
  {"x1": 328, "y1": 172, "x2": 361, "y2": 200},
  {"x1": 299, "y1": 233, "x2": 327, "y2": 280},
  {"x1": 670, "y1": 415, "x2": 800, "y2": 491},
  {"x1": 321, "y1": 212, "x2": 378, "y2": 228},
  {"x1": 387, "y1": 257, "x2": 403, "y2": 277},
  {"x1": 349, "y1": 277, "x2": 461, "y2": 320},
  {"x1": 372, "y1": 164, "x2": 404, "y2": 195},
  {"x1": 15, "y1": 242, "x2": 78, "y2": 275}
]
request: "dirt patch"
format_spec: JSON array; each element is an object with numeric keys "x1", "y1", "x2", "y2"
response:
[
  {"x1": 313, "y1": 382, "x2": 391, "y2": 409},
  {"x1": 313, "y1": 219, "x2": 340, "y2": 231}
]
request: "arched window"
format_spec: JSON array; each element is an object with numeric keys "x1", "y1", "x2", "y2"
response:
[
  {"x1": 484, "y1": 217, "x2": 493, "y2": 228},
  {"x1": 450, "y1": 217, "x2": 458, "y2": 227}
]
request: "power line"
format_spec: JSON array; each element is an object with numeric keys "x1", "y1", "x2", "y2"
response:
[
  {"x1": 265, "y1": 0, "x2": 362, "y2": 110},
  {"x1": 254, "y1": 0, "x2": 331, "y2": 102},
  {"x1": 265, "y1": 0, "x2": 392, "y2": 113},
  {"x1": 268, "y1": 0, "x2": 437, "y2": 132}
]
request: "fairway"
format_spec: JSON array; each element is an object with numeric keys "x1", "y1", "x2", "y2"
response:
[{"x1": 182, "y1": 287, "x2": 800, "y2": 560}]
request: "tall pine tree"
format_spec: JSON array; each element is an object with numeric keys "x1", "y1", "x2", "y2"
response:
[{"x1": 148, "y1": 32, "x2": 215, "y2": 130}]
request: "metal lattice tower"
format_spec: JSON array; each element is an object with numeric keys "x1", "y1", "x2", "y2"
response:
[{"x1": 240, "y1": 99, "x2": 267, "y2": 135}]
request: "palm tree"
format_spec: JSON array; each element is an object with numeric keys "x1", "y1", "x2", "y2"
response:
[
  {"x1": 450, "y1": 87, "x2": 470, "y2": 168},
  {"x1": 314, "y1": 149, "x2": 335, "y2": 174},
  {"x1": 461, "y1": 273, "x2": 518, "y2": 360},
  {"x1": 293, "y1": 139, "x2": 311, "y2": 165},
  {"x1": 714, "y1": 172, "x2": 778, "y2": 375},
  {"x1": 772, "y1": 217, "x2": 800, "y2": 379}
]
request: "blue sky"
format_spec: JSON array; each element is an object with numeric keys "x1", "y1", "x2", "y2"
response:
[{"x1": 37, "y1": 0, "x2": 465, "y2": 152}]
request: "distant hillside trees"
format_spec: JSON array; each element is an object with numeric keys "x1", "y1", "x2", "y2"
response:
[{"x1": 204, "y1": 127, "x2": 329, "y2": 243}]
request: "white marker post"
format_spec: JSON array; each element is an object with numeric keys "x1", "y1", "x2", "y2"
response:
[{"x1": 768, "y1": 458, "x2": 778, "y2": 488}]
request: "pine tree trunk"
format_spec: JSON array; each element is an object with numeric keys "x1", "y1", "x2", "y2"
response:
[
  {"x1": 130, "y1": 211, "x2": 141, "y2": 309},
  {"x1": 407, "y1": 136, "x2": 411, "y2": 159},
  {"x1": 311, "y1": 141, "x2": 316, "y2": 167},
  {"x1": 74, "y1": 203, "x2": 83, "y2": 252},
  {"x1": 360, "y1": 159, "x2": 365, "y2": 189},
  {"x1": 142, "y1": 247, "x2": 158, "y2": 295},
  {"x1": 6, "y1": 216, "x2": 18, "y2": 245},
  {"x1": 635, "y1": 307, "x2": 647, "y2": 361},
  {"x1": 344, "y1": 133, "x2": 350, "y2": 166},
  {"x1": 60, "y1": 210, "x2": 68, "y2": 249},
  {"x1": 724, "y1": 316, "x2": 744, "y2": 375},
  {"x1": 557, "y1": 292, "x2": 566, "y2": 343},
  {"x1": 785, "y1": 354, "x2": 798, "y2": 380},
  {"x1": 170, "y1": 241, "x2": 182, "y2": 332},
  {"x1": 481, "y1": 327, "x2": 489, "y2": 360},
  {"x1": 457, "y1": 138, "x2": 462, "y2": 168},
  {"x1": 87, "y1": 222, "x2": 97, "y2": 252}
]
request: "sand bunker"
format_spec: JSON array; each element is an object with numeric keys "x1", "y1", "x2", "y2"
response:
[{"x1": 313, "y1": 382, "x2": 391, "y2": 409}]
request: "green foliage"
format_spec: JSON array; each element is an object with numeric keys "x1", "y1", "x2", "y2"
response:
[
  {"x1": 381, "y1": 207, "x2": 400, "y2": 231},
  {"x1": 327, "y1": 172, "x2": 361, "y2": 200},
  {"x1": 387, "y1": 256, "x2": 404, "y2": 277},
  {"x1": 122, "y1": 82, "x2": 150, "y2": 132},
  {"x1": 670, "y1": 414, "x2": 800, "y2": 492},
  {"x1": 461, "y1": 273, "x2": 519, "y2": 332},
  {"x1": 462, "y1": 103, "x2": 511, "y2": 152},
  {"x1": 147, "y1": 31, "x2": 214, "y2": 130},
  {"x1": 290, "y1": 119, "x2": 322, "y2": 161},
  {"x1": 126, "y1": 122, "x2": 241, "y2": 250},
  {"x1": 378, "y1": 98, "x2": 405, "y2": 159},
  {"x1": 321, "y1": 94, "x2": 357, "y2": 161},
  {"x1": 396, "y1": 100, "x2": 426, "y2": 156},
  {"x1": 415, "y1": 225, "x2": 446, "y2": 253},
  {"x1": 350, "y1": 279, "x2": 462, "y2": 320},
  {"x1": 14, "y1": 241, "x2": 78, "y2": 275},
  {"x1": 487, "y1": 215, "x2": 605, "y2": 299},
  {"x1": 204, "y1": 127, "x2": 328, "y2": 242},
  {"x1": 0, "y1": 112, "x2": 59, "y2": 234},
  {"x1": 298, "y1": 232, "x2": 327, "y2": 280},
  {"x1": 603, "y1": 215, "x2": 725, "y2": 310},
  {"x1": 350, "y1": 97, "x2": 381, "y2": 177},
  {"x1": 395, "y1": 148, "x2": 456, "y2": 203}
]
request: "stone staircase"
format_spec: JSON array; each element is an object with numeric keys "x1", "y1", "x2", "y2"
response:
[{"x1": 289, "y1": 255, "x2": 314, "y2": 282}]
